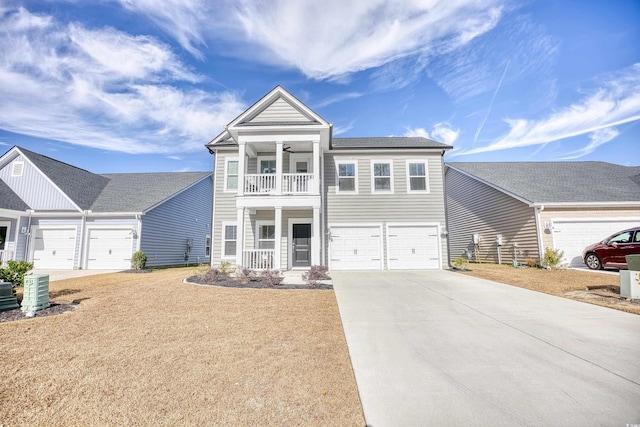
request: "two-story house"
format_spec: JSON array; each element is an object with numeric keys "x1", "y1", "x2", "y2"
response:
[{"x1": 206, "y1": 86, "x2": 452, "y2": 271}]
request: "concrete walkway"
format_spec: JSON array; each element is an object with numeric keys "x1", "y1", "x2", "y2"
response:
[
  {"x1": 31, "y1": 269, "x2": 121, "y2": 282},
  {"x1": 332, "y1": 270, "x2": 640, "y2": 427}
]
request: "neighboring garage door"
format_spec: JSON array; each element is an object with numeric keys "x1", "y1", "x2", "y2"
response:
[
  {"x1": 32, "y1": 228, "x2": 76, "y2": 269},
  {"x1": 553, "y1": 220, "x2": 640, "y2": 267},
  {"x1": 387, "y1": 225, "x2": 440, "y2": 270},
  {"x1": 86, "y1": 229, "x2": 133, "y2": 270},
  {"x1": 330, "y1": 226, "x2": 382, "y2": 270}
]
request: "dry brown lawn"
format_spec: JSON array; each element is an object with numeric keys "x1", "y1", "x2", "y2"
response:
[
  {"x1": 460, "y1": 263, "x2": 640, "y2": 315},
  {"x1": 0, "y1": 268, "x2": 365, "y2": 426}
]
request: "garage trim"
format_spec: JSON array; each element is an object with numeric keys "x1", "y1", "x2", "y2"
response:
[
  {"x1": 328, "y1": 223, "x2": 383, "y2": 271},
  {"x1": 386, "y1": 222, "x2": 442, "y2": 270}
]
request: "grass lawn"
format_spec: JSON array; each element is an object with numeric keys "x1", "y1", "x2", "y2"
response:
[{"x1": 0, "y1": 268, "x2": 365, "y2": 426}]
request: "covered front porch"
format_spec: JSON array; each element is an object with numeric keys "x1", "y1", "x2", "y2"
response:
[{"x1": 235, "y1": 206, "x2": 322, "y2": 271}]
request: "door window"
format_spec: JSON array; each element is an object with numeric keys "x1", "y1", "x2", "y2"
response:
[{"x1": 609, "y1": 231, "x2": 632, "y2": 244}]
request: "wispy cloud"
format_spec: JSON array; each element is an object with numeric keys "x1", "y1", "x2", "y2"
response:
[
  {"x1": 454, "y1": 64, "x2": 640, "y2": 156},
  {"x1": 0, "y1": 6, "x2": 245, "y2": 154},
  {"x1": 405, "y1": 122, "x2": 460, "y2": 145},
  {"x1": 333, "y1": 120, "x2": 356, "y2": 136},
  {"x1": 560, "y1": 127, "x2": 620, "y2": 160},
  {"x1": 474, "y1": 60, "x2": 510, "y2": 144},
  {"x1": 314, "y1": 92, "x2": 364, "y2": 108}
]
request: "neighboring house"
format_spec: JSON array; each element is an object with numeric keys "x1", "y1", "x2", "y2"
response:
[
  {"x1": 206, "y1": 86, "x2": 452, "y2": 271},
  {"x1": 445, "y1": 162, "x2": 640, "y2": 267},
  {"x1": 0, "y1": 146, "x2": 213, "y2": 269}
]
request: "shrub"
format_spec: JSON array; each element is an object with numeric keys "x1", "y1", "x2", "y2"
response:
[
  {"x1": 131, "y1": 251, "x2": 147, "y2": 270},
  {"x1": 525, "y1": 258, "x2": 539, "y2": 268},
  {"x1": 237, "y1": 267, "x2": 258, "y2": 284},
  {"x1": 302, "y1": 265, "x2": 331, "y2": 287},
  {"x1": 451, "y1": 257, "x2": 468, "y2": 270},
  {"x1": 201, "y1": 268, "x2": 222, "y2": 285},
  {"x1": 543, "y1": 247, "x2": 564, "y2": 269},
  {"x1": 260, "y1": 269, "x2": 284, "y2": 287},
  {"x1": 218, "y1": 261, "x2": 236, "y2": 275},
  {"x1": 0, "y1": 260, "x2": 34, "y2": 288}
]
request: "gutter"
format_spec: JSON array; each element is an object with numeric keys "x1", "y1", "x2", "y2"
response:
[{"x1": 534, "y1": 205, "x2": 545, "y2": 263}]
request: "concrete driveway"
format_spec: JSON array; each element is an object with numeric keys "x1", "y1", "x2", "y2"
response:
[
  {"x1": 332, "y1": 270, "x2": 640, "y2": 427},
  {"x1": 31, "y1": 269, "x2": 121, "y2": 282}
]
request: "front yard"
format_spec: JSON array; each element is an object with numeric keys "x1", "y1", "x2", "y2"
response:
[{"x1": 0, "y1": 268, "x2": 364, "y2": 426}]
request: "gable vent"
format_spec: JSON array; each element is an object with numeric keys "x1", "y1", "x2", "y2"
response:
[{"x1": 11, "y1": 162, "x2": 24, "y2": 177}]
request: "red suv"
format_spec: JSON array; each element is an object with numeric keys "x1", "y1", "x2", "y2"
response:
[{"x1": 582, "y1": 226, "x2": 640, "y2": 270}]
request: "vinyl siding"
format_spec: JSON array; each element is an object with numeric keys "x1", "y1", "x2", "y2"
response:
[
  {"x1": 445, "y1": 167, "x2": 539, "y2": 264},
  {"x1": 0, "y1": 153, "x2": 76, "y2": 211},
  {"x1": 141, "y1": 176, "x2": 212, "y2": 267},
  {"x1": 212, "y1": 151, "x2": 240, "y2": 266},
  {"x1": 247, "y1": 98, "x2": 312, "y2": 123},
  {"x1": 325, "y1": 152, "x2": 448, "y2": 269}
]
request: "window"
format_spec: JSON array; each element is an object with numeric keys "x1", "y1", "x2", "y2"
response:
[
  {"x1": 609, "y1": 231, "x2": 632, "y2": 244},
  {"x1": 258, "y1": 156, "x2": 276, "y2": 174},
  {"x1": 225, "y1": 158, "x2": 239, "y2": 191},
  {"x1": 407, "y1": 161, "x2": 429, "y2": 192},
  {"x1": 257, "y1": 223, "x2": 275, "y2": 249},
  {"x1": 222, "y1": 224, "x2": 237, "y2": 257},
  {"x1": 337, "y1": 161, "x2": 357, "y2": 193},
  {"x1": 205, "y1": 235, "x2": 211, "y2": 257},
  {"x1": 372, "y1": 160, "x2": 393, "y2": 192}
]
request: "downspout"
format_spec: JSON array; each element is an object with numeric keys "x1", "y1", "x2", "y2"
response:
[
  {"x1": 320, "y1": 149, "x2": 325, "y2": 267},
  {"x1": 534, "y1": 205, "x2": 545, "y2": 264},
  {"x1": 442, "y1": 154, "x2": 451, "y2": 268},
  {"x1": 77, "y1": 210, "x2": 90, "y2": 269},
  {"x1": 136, "y1": 214, "x2": 142, "y2": 252},
  {"x1": 23, "y1": 209, "x2": 33, "y2": 261}
]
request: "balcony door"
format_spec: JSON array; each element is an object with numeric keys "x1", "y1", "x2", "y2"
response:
[{"x1": 292, "y1": 223, "x2": 311, "y2": 267}]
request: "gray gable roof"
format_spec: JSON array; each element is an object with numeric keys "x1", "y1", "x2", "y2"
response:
[
  {"x1": 448, "y1": 161, "x2": 640, "y2": 204},
  {"x1": 0, "y1": 179, "x2": 29, "y2": 211},
  {"x1": 331, "y1": 137, "x2": 452, "y2": 150},
  {"x1": 90, "y1": 172, "x2": 211, "y2": 212},
  {"x1": 19, "y1": 147, "x2": 110, "y2": 210}
]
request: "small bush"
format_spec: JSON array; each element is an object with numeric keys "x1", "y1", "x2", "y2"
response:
[
  {"x1": 302, "y1": 265, "x2": 331, "y2": 287},
  {"x1": 131, "y1": 251, "x2": 147, "y2": 270},
  {"x1": 237, "y1": 267, "x2": 258, "y2": 284},
  {"x1": 543, "y1": 247, "x2": 564, "y2": 269},
  {"x1": 218, "y1": 261, "x2": 236, "y2": 275},
  {"x1": 260, "y1": 269, "x2": 284, "y2": 287},
  {"x1": 0, "y1": 260, "x2": 34, "y2": 288},
  {"x1": 525, "y1": 258, "x2": 539, "y2": 268},
  {"x1": 201, "y1": 268, "x2": 222, "y2": 285},
  {"x1": 451, "y1": 257, "x2": 468, "y2": 270}
]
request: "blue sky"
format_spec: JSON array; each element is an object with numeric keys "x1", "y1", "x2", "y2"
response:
[{"x1": 0, "y1": 0, "x2": 639, "y2": 173}]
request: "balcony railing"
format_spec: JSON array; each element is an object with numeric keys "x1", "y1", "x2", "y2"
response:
[
  {"x1": 243, "y1": 173, "x2": 315, "y2": 195},
  {"x1": 243, "y1": 249, "x2": 275, "y2": 270},
  {"x1": 0, "y1": 250, "x2": 13, "y2": 268}
]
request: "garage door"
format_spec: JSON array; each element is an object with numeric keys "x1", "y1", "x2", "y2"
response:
[
  {"x1": 86, "y1": 229, "x2": 133, "y2": 270},
  {"x1": 388, "y1": 225, "x2": 440, "y2": 270},
  {"x1": 553, "y1": 220, "x2": 640, "y2": 267},
  {"x1": 32, "y1": 228, "x2": 76, "y2": 269},
  {"x1": 330, "y1": 226, "x2": 382, "y2": 270}
]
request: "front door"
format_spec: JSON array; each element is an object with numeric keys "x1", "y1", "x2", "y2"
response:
[{"x1": 292, "y1": 223, "x2": 311, "y2": 267}]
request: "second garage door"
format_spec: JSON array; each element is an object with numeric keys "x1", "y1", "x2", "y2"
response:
[
  {"x1": 330, "y1": 225, "x2": 382, "y2": 270},
  {"x1": 32, "y1": 228, "x2": 76, "y2": 269},
  {"x1": 86, "y1": 229, "x2": 134, "y2": 270},
  {"x1": 388, "y1": 225, "x2": 440, "y2": 269},
  {"x1": 553, "y1": 220, "x2": 640, "y2": 267}
]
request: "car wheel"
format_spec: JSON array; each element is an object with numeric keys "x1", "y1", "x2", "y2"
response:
[{"x1": 585, "y1": 253, "x2": 602, "y2": 270}]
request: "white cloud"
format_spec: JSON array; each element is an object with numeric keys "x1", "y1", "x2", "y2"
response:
[
  {"x1": 0, "y1": 6, "x2": 245, "y2": 154},
  {"x1": 455, "y1": 64, "x2": 640, "y2": 156},
  {"x1": 405, "y1": 122, "x2": 459, "y2": 145},
  {"x1": 560, "y1": 127, "x2": 620, "y2": 160}
]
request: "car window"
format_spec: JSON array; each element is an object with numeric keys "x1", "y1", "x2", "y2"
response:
[
  {"x1": 634, "y1": 231, "x2": 640, "y2": 243},
  {"x1": 609, "y1": 231, "x2": 632, "y2": 244}
]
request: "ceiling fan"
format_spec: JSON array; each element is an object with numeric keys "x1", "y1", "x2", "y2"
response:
[{"x1": 283, "y1": 145, "x2": 296, "y2": 153}]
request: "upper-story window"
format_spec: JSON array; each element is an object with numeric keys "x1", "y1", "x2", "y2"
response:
[
  {"x1": 336, "y1": 161, "x2": 357, "y2": 193},
  {"x1": 407, "y1": 160, "x2": 429, "y2": 193},
  {"x1": 225, "y1": 158, "x2": 239, "y2": 191},
  {"x1": 258, "y1": 156, "x2": 276, "y2": 173},
  {"x1": 372, "y1": 160, "x2": 393, "y2": 193}
]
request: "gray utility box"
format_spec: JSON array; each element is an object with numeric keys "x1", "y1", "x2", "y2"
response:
[
  {"x1": 0, "y1": 282, "x2": 19, "y2": 312},
  {"x1": 620, "y1": 255, "x2": 640, "y2": 300},
  {"x1": 21, "y1": 274, "x2": 50, "y2": 313}
]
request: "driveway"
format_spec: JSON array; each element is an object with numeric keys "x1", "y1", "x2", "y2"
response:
[
  {"x1": 31, "y1": 269, "x2": 121, "y2": 282},
  {"x1": 332, "y1": 270, "x2": 640, "y2": 427}
]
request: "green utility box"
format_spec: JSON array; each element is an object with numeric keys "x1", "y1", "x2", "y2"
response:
[
  {"x1": 620, "y1": 255, "x2": 640, "y2": 300},
  {"x1": 21, "y1": 274, "x2": 50, "y2": 313},
  {"x1": 0, "y1": 282, "x2": 19, "y2": 312}
]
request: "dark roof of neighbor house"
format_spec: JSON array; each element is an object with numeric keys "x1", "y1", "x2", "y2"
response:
[
  {"x1": 19, "y1": 147, "x2": 110, "y2": 210},
  {"x1": 447, "y1": 161, "x2": 640, "y2": 204},
  {"x1": 90, "y1": 172, "x2": 211, "y2": 212},
  {"x1": 331, "y1": 137, "x2": 452, "y2": 150},
  {"x1": 0, "y1": 179, "x2": 29, "y2": 211}
]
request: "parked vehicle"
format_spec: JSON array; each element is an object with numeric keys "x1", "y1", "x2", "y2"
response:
[{"x1": 582, "y1": 226, "x2": 640, "y2": 270}]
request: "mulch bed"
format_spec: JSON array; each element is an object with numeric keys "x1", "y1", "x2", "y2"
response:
[
  {"x1": 0, "y1": 303, "x2": 77, "y2": 323},
  {"x1": 185, "y1": 275, "x2": 333, "y2": 290}
]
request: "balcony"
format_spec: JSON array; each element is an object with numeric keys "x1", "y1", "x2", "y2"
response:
[
  {"x1": 243, "y1": 249, "x2": 275, "y2": 270},
  {"x1": 244, "y1": 173, "x2": 314, "y2": 195}
]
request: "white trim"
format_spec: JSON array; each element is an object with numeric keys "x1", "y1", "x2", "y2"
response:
[
  {"x1": 255, "y1": 220, "x2": 276, "y2": 250},
  {"x1": 551, "y1": 217, "x2": 640, "y2": 223},
  {"x1": 406, "y1": 159, "x2": 430, "y2": 193},
  {"x1": 82, "y1": 226, "x2": 135, "y2": 270},
  {"x1": 535, "y1": 202, "x2": 640, "y2": 208},
  {"x1": 328, "y1": 223, "x2": 383, "y2": 270},
  {"x1": 29, "y1": 225, "x2": 78, "y2": 269},
  {"x1": 335, "y1": 160, "x2": 358, "y2": 194},
  {"x1": 236, "y1": 194, "x2": 320, "y2": 209},
  {"x1": 0, "y1": 221, "x2": 11, "y2": 251},
  {"x1": 386, "y1": 222, "x2": 442, "y2": 270},
  {"x1": 370, "y1": 159, "x2": 394, "y2": 193},
  {"x1": 287, "y1": 217, "x2": 312, "y2": 270},
  {"x1": 223, "y1": 157, "x2": 239, "y2": 193},
  {"x1": 221, "y1": 221, "x2": 237, "y2": 259},
  {"x1": 289, "y1": 153, "x2": 312, "y2": 173}
]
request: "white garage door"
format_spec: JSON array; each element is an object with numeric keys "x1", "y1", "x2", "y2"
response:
[
  {"x1": 388, "y1": 225, "x2": 440, "y2": 270},
  {"x1": 330, "y1": 226, "x2": 382, "y2": 270},
  {"x1": 553, "y1": 220, "x2": 640, "y2": 267},
  {"x1": 86, "y1": 229, "x2": 133, "y2": 270},
  {"x1": 32, "y1": 228, "x2": 76, "y2": 269}
]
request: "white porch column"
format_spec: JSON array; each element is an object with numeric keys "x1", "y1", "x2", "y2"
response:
[
  {"x1": 275, "y1": 141, "x2": 283, "y2": 195},
  {"x1": 238, "y1": 143, "x2": 246, "y2": 196},
  {"x1": 312, "y1": 207, "x2": 320, "y2": 265},
  {"x1": 235, "y1": 207, "x2": 245, "y2": 267},
  {"x1": 274, "y1": 207, "x2": 282, "y2": 270},
  {"x1": 312, "y1": 141, "x2": 320, "y2": 194}
]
